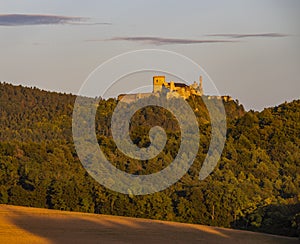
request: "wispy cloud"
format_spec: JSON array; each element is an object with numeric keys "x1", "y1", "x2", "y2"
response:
[
  {"x1": 0, "y1": 14, "x2": 111, "y2": 26},
  {"x1": 102, "y1": 36, "x2": 235, "y2": 45},
  {"x1": 206, "y1": 33, "x2": 288, "y2": 39}
]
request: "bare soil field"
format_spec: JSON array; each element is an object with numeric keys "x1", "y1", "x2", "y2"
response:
[{"x1": 0, "y1": 204, "x2": 298, "y2": 244}]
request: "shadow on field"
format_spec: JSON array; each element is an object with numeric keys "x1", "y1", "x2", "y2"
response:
[{"x1": 2, "y1": 205, "x2": 299, "y2": 244}]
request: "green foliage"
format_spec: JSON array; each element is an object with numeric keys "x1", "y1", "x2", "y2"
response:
[{"x1": 0, "y1": 82, "x2": 299, "y2": 237}]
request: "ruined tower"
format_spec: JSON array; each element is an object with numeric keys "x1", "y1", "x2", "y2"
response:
[
  {"x1": 153, "y1": 76, "x2": 166, "y2": 93},
  {"x1": 199, "y1": 76, "x2": 203, "y2": 95}
]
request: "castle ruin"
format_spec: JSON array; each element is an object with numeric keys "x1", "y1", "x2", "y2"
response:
[
  {"x1": 117, "y1": 76, "x2": 232, "y2": 103},
  {"x1": 152, "y1": 76, "x2": 203, "y2": 99}
]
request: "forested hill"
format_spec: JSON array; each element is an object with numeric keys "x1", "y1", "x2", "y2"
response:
[{"x1": 0, "y1": 82, "x2": 299, "y2": 237}]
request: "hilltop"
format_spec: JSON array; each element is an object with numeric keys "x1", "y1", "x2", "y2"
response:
[{"x1": 0, "y1": 82, "x2": 299, "y2": 238}]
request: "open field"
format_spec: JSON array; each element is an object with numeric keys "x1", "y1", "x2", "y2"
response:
[{"x1": 0, "y1": 204, "x2": 298, "y2": 244}]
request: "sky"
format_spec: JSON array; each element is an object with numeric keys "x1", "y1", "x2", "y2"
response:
[{"x1": 0, "y1": 0, "x2": 299, "y2": 110}]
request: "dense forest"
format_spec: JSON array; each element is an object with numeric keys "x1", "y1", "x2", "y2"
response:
[{"x1": 0, "y1": 82, "x2": 299, "y2": 237}]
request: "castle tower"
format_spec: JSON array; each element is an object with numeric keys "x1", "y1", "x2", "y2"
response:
[
  {"x1": 153, "y1": 76, "x2": 166, "y2": 93},
  {"x1": 199, "y1": 76, "x2": 203, "y2": 95}
]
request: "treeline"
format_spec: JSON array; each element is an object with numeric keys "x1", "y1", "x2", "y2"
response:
[{"x1": 0, "y1": 82, "x2": 299, "y2": 237}]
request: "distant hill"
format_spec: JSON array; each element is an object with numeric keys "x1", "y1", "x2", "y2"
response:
[
  {"x1": 0, "y1": 82, "x2": 299, "y2": 237},
  {"x1": 0, "y1": 205, "x2": 298, "y2": 244}
]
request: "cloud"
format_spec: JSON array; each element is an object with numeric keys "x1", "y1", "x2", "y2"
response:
[
  {"x1": 103, "y1": 36, "x2": 235, "y2": 45},
  {"x1": 0, "y1": 14, "x2": 111, "y2": 26},
  {"x1": 206, "y1": 33, "x2": 288, "y2": 39}
]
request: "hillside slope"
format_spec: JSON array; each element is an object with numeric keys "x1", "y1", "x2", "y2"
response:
[
  {"x1": 0, "y1": 82, "x2": 299, "y2": 237},
  {"x1": 0, "y1": 205, "x2": 298, "y2": 244}
]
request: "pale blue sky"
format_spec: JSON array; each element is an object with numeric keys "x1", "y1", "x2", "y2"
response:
[{"x1": 0, "y1": 0, "x2": 299, "y2": 110}]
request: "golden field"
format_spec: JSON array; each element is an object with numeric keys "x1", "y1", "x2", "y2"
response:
[{"x1": 0, "y1": 205, "x2": 298, "y2": 244}]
